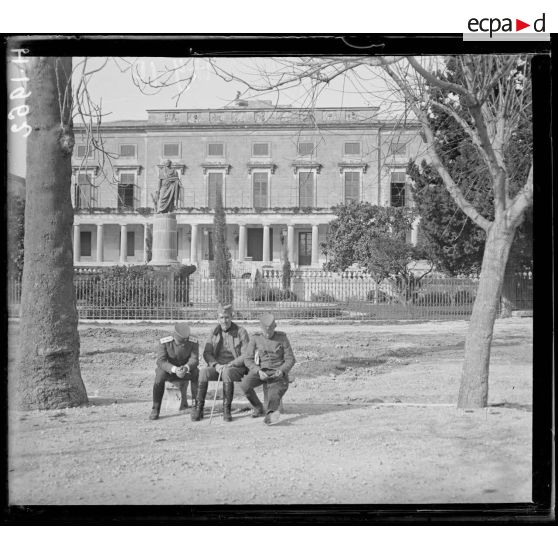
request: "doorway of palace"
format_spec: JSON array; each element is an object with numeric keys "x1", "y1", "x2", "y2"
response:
[
  {"x1": 247, "y1": 228, "x2": 263, "y2": 261},
  {"x1": 206, "y1": 231, "x2": 214, "y2": 261},
  {"x1": 298, "y1": 231, "x2": 312, "y2": 266}
]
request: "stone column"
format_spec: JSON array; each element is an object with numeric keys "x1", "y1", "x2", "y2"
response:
[
  {"x1": 96, "y1": 224, "x2": 104, "y2": 263},
  {"x1": 73, "y1": 224, "x2": 80, "y2": 263},
  {"x1": 120, "y1": 224, "x2": 128, "y2": 263},
  {"x1": 151, "y1": 213, "x2": 178, "y2": 265},
  {"x1": 190, "y1": 223, "x2": 199, "y2": 263},
  {"x1": 287, "y1": 225, "x2": 295, "y2": 263},
  {"x1": 263, "y1": 225, "x2": 271, "y2": 262},
  {"x1": 238, "y1": 224, "x2": 247, "y2": 261},
  {"x1": 311, "y1": 224, "x2": 320, "y2": 267}
]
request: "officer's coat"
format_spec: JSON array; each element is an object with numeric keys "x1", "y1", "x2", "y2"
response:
[
  {"x1": 203, "y1": 322, "x2": 250, "y2": 367},
  {"x1": 156, "y1": 336, "x2": 199, "y2": 374},
  {"x1": 244, "y1": 331, "x2": 296, "y2": 375}
]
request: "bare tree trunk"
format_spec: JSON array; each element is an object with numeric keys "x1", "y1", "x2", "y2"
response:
[
  {"x1": 457, "y1": 218, "x2": 516, "y2": 408},
  {"x1": 17, "y1": 57, "x2": 88, "y2": 410}
]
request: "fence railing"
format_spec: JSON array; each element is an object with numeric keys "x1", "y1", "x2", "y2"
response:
[{"x1": 7, "y1": 271, "x2": 533, "y2": 321}]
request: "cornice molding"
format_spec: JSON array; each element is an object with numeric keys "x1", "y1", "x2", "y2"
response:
[
  {"x1": 291, "y1": 162, "x2": 322, "y2": 175},
  {"x1": 247, "y1": 163, "x2": 277, "y2": 175},
  {"x1": 201, "y1": 163, "x2": 232, "y2": 175},
  {"x1": 72, "y1": 165, "x2": 100, "y2": 176},
  {"x1": 338, "y1": 162, "x2": 368, "y2": 174},
  {"x1": 115, "y1": 164, "x2": 144, "y2": 175}
]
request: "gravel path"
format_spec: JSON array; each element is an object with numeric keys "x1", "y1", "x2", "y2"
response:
[{"x1": 8, "y1": 318, "x2": 533, "y2": 505}]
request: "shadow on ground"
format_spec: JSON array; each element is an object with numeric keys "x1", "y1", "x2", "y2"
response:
[{"x1": 490, "y1": 401, "x2": 533, "y2": 412}]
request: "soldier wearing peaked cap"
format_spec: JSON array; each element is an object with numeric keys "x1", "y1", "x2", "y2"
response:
[
  {"x1": 191, "y1": 304, "x2": 250, "y2": 422},
  {"x1": 241, "y1": 313, "x2": 295, "y2": 425},
  {"x1": 149, "y1": 323, "x2": 199, "y2": 420}
]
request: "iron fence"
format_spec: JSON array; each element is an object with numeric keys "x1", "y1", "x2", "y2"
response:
[{"x1": 7, "y1": 271, "x2": 533, "y2": 321}]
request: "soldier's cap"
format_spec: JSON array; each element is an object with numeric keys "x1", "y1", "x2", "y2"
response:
[
  {"x1": 218, "y1": 304, "x2": 233, "y2": 317},
  {"x1": 174, "y1": 323, "x2": 191, "y2": 339},
  {"x1": 260, "y1": 313, "x2": 276, "y2": 328}
]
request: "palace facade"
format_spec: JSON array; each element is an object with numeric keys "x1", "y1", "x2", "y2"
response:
[{"x1": 71, "y1": 100, "x2": 424, "y2": 273}]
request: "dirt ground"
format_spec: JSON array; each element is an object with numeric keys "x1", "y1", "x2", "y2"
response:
[{"x1": 8, "y1": 317, "x2": 533, "y2": 505}]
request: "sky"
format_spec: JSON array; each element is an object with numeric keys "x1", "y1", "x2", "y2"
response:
[{"x1": 7, "y1": 56, "x2": 401, "y2": 177}]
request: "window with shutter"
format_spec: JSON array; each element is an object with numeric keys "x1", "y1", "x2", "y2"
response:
[
  {"x1": 388, "y1": 142, "x2": 407, "y2": 156},
  {"x1": 119, "y1": 144, "x2": 136, "y2": 158},
  {"x1": 344, "y1": 142, "x2": 361, "y2": 156},
  {"x1": 299, "y1": 171, "x2": 315, "y2": 207},
  {"x1": 118, "y1": 173, "x2": 136, "y2": 209},
  {"x1": 390, "y1": 172, "x2": 406, "y2": 207},
  {"x1": 253, "y1": 172, "x2": 268, "y2": 208},
  {"x1": 344, "y1": 172, "x2": 360, "y2": 203},
  {"x1": 298, "y1": 232, "x2": 312, "y2": 266},
  {"x1": 297, "y1": 142, "x2": 315, "y2": 156},
  {"x1": 76, "y1": 145, "x2": 94, "y2": 158},
  {"x1": 163, "y1": 143, "x2": 180, "y2": 158},
  {"x1": 76, "y1": 173, "x2": 93, "y2": 209},
  {"x1": 208, "y1": 173, "x2": 224, "y2": 208},
  {"x1": 208, "y1": 143, "x2": 224, "y2": 157},
  {"x1": 252, "y1": 142, "x2": 270, "y2": 156}
]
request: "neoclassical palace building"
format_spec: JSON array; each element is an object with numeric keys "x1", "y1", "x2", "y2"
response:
[{"x1": 71, "y1": 100, "x2": 424, "y2": 272}]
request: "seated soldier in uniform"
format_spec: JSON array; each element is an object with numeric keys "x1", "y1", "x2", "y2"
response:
[
  {"x1": 242, "y1": 313, "x2": 296, "y2": 425},
  {"x1": 191, "y1": 304, "x2": 250, "y2": 422},
  {"x1": 149, "y1": 323, "x2": 199, "y2": 420}
]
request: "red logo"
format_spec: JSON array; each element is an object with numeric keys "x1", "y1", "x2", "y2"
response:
[{"x1": 516, "y1": 19, "x2": 530, "y2": 31}]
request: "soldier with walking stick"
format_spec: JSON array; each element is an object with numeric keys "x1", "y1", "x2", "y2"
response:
[{"x1": 191, "y1": 304, "x2": 250, "y2": 422}]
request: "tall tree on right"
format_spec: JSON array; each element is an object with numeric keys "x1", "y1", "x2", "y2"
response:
[
  {"x1": 406, "y1": 58, "x2": 533, "y2": 277},
  {"x1": 380, "y1": 55, "x2": 534, "y2": 407}
]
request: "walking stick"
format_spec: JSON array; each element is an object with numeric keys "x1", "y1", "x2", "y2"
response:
[{"x1": 209, "y1": 367, "x2": 223, "y2": 424}]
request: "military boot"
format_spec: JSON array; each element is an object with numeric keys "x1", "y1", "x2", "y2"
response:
[
  {"x1": 245, "y1": 390, "x2": 265, "y2": 418},
  {"x1": 223, "y1": 383, "x2": 234, "y2": 422},
  {"x1": 188, "y1": 380, "x2": 198, "y2": 411},
  {"x1": 178, "y1": 381, "x2": 189, "y2": 413},
  {"x1": 191, "y1": 382, "x2": 207, "y2": 421}
]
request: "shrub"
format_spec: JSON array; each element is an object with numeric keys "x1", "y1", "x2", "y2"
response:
[
  {"x1": 311, "y1": 291, "x2": 336, "y2": 303},
  {"x1": 174, "y1": 264, "x2": 196, "y2": 304},
  {"x1": 83, "y1": 266, "x2": 166, "y2": 308},
  {"x1": 175, "y1": 264, "x2": 197, "y2": 281},
  {"x1": 280, "y1": 290, "x2": 298, "y2": 301},
  {"x1": 366, "y1": 290, "x2": 395, "y2": 303},
  {"x1": 415, "y1": 291, "x2": 453, "y2": 306},
  {"x1": 246, "y1": 285, "x2": 298, "y2": 302}
]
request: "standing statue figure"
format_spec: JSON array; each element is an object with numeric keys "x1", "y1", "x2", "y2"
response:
[{"x1": 156, "y1": 160, "x2": 181, "y2": 213}]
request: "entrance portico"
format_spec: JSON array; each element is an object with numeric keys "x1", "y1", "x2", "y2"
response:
[{"x1": 73, "y1": 210, "x2": 331, "y2": 270}]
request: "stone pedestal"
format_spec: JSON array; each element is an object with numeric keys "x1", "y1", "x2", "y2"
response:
[{"x1": 151, "y1": 212, "x2": 178, "y2": 265}]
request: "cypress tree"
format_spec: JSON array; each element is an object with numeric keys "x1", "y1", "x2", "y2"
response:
[{"x1": 213, "y1": 188, "x2": 233, "y2": 305}]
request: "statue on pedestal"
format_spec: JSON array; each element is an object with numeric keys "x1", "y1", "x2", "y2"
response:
[{"x1": 156, "y1": 160, "x2": 181, "y2": 213}]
